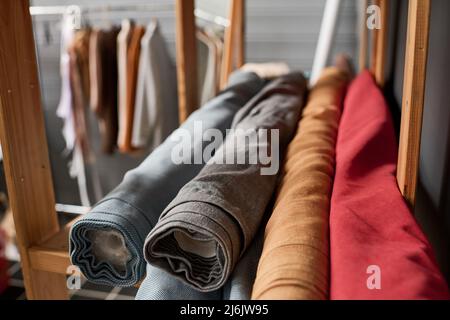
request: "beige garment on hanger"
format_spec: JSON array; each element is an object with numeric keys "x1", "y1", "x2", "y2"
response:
[
  {"x1": 116, "y1": 20, "x2": 134, "y2": 152},
  {"x1": 89, "y1": 27, "x2": 120, "y2": 154},
  {"x1": 118, "y1": 25, "x2": 146, "y2": 153},
  {"x1": 203, "y1": 27, "x2": 224, "y2": 97},
  {"x1": 69, "y1": 28, "x2": 92, "y2": 159},
  {"x1": 131, "y1": 21, "x2": 178, "y2": 151},
  {"x1": 197, "y1": 29, "x2": 218, "y2": 105}
]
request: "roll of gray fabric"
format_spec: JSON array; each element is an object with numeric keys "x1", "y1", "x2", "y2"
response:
[
  {"x1": 136, "y1": 208, "x2": 269, "y2": 300},
  {"x1": 136, "y1": 212, "x2": 267, "y2": 300},
  {"x1": 69, "y1": 71, "x2": 265, "y2": 286},
  {"x1": 144, "y1": 72, "x2": 307, "y2": 291},
  {"x1": 135, "y1": 231, "x2": 263, "y2": 300}
]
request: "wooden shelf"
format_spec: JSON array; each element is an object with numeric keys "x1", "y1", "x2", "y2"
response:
[{"x1": 28, "y1": 220, "x2": 75, "y2": 275}]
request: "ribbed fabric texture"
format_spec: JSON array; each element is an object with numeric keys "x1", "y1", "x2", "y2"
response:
[
  {"x1": 136, "y1": 223, "x2": 265, "y2": 300},
  {"x1": 252, "y1": 67, "x2": 349, "y2": 300},
  {"x1": 330, "y1": 71, "x2": 450, "y2": 300},
  {"x1": 136, "y1": 212, "x2": 270, "y2": 300},
  {"x1": 144, "y1": 72, "x2": 307, "y2": 292},
  {"x1": 69, "y1": 71, "x2": 266, "y2": 287}
]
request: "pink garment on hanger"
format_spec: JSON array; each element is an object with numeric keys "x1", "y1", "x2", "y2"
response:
[{"x1": 330, "y1": 71, "x2": 450, "y2": 300}]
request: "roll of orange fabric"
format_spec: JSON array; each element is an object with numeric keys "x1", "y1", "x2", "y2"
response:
[{"x1": 251, "y1": 67, "x2": 349, "y2": 300}]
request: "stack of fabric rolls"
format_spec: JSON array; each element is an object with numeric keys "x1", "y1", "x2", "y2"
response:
[{"x1": 69, "y1": 64, "x2": 450, "y2": 300}]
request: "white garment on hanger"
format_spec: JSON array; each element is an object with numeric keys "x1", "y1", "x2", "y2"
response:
[
  {"x1": 131, "y1": 21, "x2": 178, "y2": 150},
  {"x1": 197, "y1": 29, "x2": 218, "y2": 106},
  {"x1": 57, "y1": 15, "x2": 76, "y2": 151},
  {"x1": 56, "y1": 15, "x2": 93, "y2": 206}
]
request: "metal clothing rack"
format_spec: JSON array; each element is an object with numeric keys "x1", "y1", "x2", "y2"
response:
[
  {"x1": 0, "y1": 0, "x2": 430, "y2": 299},
  {"x1": 29, "y1": 4, "x2": 229, "y2": 27}
]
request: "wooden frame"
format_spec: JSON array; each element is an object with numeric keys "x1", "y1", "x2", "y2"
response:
[
  {"x1": 361, "y1": 0, "x2": 390, "y2": 86},
  {"x1": 221, "y1": 0, "x2": 245, "y2": 89},
  {"x1": 176, "y1": 0, "x2": 246, "y2": 121},
  {"x1": 359, "y1": 0, "x2": 369, "y2": 72},
  {"x1": 397, "y1": 0, "x2": 431, "y2": 208},
  {"x1": 0, "y1": 0, "x2": 68, "y2": 299},
  {"x1": 371, "y1": 0, "x2": 389, "y2": 86},
  {"x1": 175, "y1": 0, "x2": 198, "y2": 123},
  {"x1": 0, "y1": 0, "x2": 431, "y2": 299}
]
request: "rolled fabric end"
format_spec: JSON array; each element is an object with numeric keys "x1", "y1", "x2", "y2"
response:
[
  {"x1": 144, "y1": 199, "x2": 242, "y2": 292},
  {"x1": 69, "y1": 198, "x2": 152, "y2": 286}
]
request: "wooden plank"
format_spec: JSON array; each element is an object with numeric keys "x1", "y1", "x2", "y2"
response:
[
  {"x1": 374, "y1": 0, "x2": 389, "y2": 86},
  {"x1": 29, "y1": 221, "x2": 74, "y2": 275},
  {"x1": 235, "y1": 0, "x2": 245, "y2": 68},
  {"x1": 175, "y1": 0, "x2": 198, "y2": 123},
  {"x1": 397, "y1": 0, "x2": 431, "y2": 208},
  {"x1": 0, "y1": 0, "x2": 68, "y2": 299},
  {"x1": 359, "y1": 0, "x2": 369, "y2": 72},
  {"x1": 221, "y1": 0, "x2": 245, "y2": 89}
]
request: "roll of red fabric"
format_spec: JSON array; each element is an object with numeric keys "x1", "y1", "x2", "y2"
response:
[{"x1": 330, "y1": 70, "x2": 450, "y2": 299}]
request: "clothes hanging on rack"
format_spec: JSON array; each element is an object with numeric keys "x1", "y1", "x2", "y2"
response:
[
  {"x1": 329, "y1": 71, "x2": 450, "y2": 300},
  {"x1": 57, "y1": 16, "x2": 177, "y2": 205},
  {"x1": 89, "y1": 26, "x2": 120, "y2": 154},
  {"x1": 69, "y1": 70, "x2": 266, "y2": 286},
  {"x1": 197, "y1": 29, "x2": 216, "y2": 105},
  {"x1": 69, "y1": 28, "x2": 92, "y2": 158},
  {"x1": 207, "y1": 28, "x2": 224, "y2": 96},
  {"x1": 57, "y1": 14, "x2": 93, "y2": 206},
  {"x1": 57, "y1": 14, "x2": 76, "y2": 152},
  {"x1": 144, "y1": 72, "x2": 307, "y2": 292},
  {"x1": 131, "y1": 21, "x2": 179, "y2": 151},
  {"x1": 116, "y1": 20, "x2": 134, "y2": 153},
  {"x1": 197, "y1": 29, "x2": 221, "y2": 105},
  {"x1": 118, "y1": 24, "x2": 146, "y2": 153},
  {"x1": 67, "y1": 26, "x2": 105, "y2": 206},
  {"x1": 251, "y1": 67, "x2": 349, "y2": 300},
  {"x1": 196, "y1": 24, "x2": 225, "y2": 107}
]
